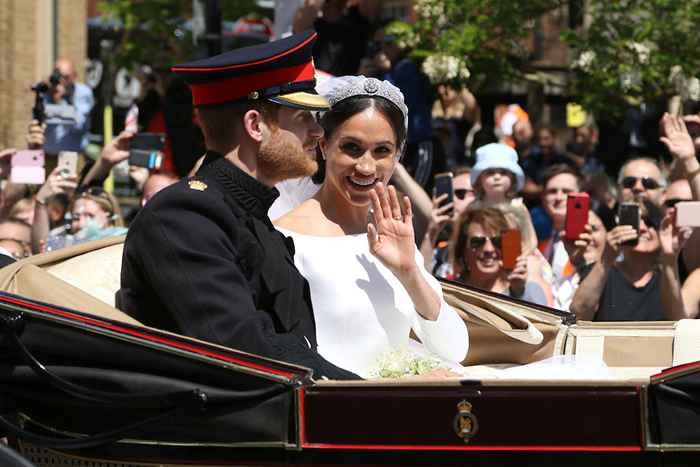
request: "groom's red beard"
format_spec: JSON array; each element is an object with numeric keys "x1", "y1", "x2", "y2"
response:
[{"x1": 258, "y1": 127, "x2": 318, "y2": 181}]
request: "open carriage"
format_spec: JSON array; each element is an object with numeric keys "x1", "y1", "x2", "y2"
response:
[{"x1": 1, "y1": 237, "x2": 699, "y2": 466}]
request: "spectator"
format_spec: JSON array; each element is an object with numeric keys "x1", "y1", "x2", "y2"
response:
[
  {"x1": 570, "y1": 200, "x2": 692, "y2": 321},
  {"x1": 431, "y1": 84, "x2": 480, "y2": 169},
  {"x1": 293, "y1": 0, "x2": 378, "y2": 76},
  {"x1": 0, "y1": 219, "x2": 31, "y2": 262},
  {"x1": 448, "y1": 206, "x2": 548, "y2": 306},
  {"x1": 494, "y1": 104, "x2": 530, "y2": 150},
  {"x1": 617, "y1": 157, "x2": 666, "y2": 206},
  {"x1": 420, "y1": 166, "x2": 475, "y2": 275},
  {"x1": 585, "y1": 172, "x2": 618, "y2": 211},
  {"x1": 8, "y1": 198, "x2": 35, "y2": 226},
  {"x1": 520, "y1": 127, "x2": 577, "y2": 201},
  {"x1": 274, "y1": 0, "x2": 304, "y2": 39},
  {"x1": 566, "y1": 123, "x2": 605, "y2": 175},
  {"x1": 31, "y1": 167, "x2": 78, "y2": 253},
  {"x1": 33, "y1": 173, "x2": 125, "y2": 253},
  {"x1": 658, "y1": 112, "x2": 700, "y2": 292},
  {"x1": 42, "y1": 58, "x2": 94, "y2": 155},
  {"x1": 374, "y1": 23, "x2": 433, "y2": 181},
  {"x1": 535, "y1": 164, "x2": 584, "y2": 311},
  {"x1": 69, "y1": 188, "x2": 124, "y2": 234},
  {"x1": 470, "y1": 143, "x2": 538, "y2": 251},
  {"x1": 140, "y1": 172, "x2": 179, "y2": 207}
]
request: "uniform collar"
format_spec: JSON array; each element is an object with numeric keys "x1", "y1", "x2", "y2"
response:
[{"x1": 198, "y1": 151, "x2": 279, "y2": 218}]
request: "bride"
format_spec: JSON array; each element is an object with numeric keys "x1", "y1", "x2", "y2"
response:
[{"x1": 274, "y1": 76, "x2": 468, "y2": 377}]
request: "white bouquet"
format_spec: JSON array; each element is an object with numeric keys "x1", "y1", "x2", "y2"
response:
[{"x1": 369, "y1": 348, "x2": 443, "y2": 379}]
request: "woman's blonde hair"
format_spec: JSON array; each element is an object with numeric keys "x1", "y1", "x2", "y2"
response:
[{"x1": 70, "y1": 188, "x2": 124, "y2": 228}]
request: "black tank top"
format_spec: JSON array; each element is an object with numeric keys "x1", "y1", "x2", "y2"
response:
[{"x1": 595, "y1": 266, "x2": 665, "y2": 321}]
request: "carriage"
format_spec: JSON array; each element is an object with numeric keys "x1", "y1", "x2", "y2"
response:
[{"x1": 1, "y1": 237, "x2": 699, "y2": 466}]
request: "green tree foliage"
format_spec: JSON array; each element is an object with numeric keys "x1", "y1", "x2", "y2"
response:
[
  {"x1": 405, "y1": 0, "x2": 565, "y2": 89},
  {"x1": 408, "y1": 0, "x2": 700, "y2": 120},
  {"x1": 562, "y1": 0, "x2": 700, "y2": 118},
  {"x1": 97, "y1": 0, "x2": 262, "y2": 70}
]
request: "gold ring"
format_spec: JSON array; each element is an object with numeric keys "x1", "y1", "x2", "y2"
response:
[{"x1": 394, "y1": 215, "x2": 402, "y2": 220}]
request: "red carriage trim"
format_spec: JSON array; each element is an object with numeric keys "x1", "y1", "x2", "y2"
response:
[{"x1": 0, "y1": 295, "x2": 299, "y2": 379}]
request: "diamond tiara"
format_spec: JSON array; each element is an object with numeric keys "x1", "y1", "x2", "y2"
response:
[{"x1": 321, "y1": 75, "x2": 408, "y2": 132}]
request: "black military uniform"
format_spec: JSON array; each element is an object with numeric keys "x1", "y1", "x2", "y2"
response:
[{"x1": 117, "y1": 31, "x2": 358, "y2": 380}]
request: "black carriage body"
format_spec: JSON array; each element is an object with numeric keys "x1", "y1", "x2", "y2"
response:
[{"x1": 1, "y1": 292, "x2": 700, "y2": 466}]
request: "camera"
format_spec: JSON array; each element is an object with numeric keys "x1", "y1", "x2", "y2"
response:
[
  {"x1": 30, "y1": 69, "x2": 67, "y2": 123},
  {"x1": 49, "y1": 69, "x2": 62, "y2": 87},
  {"x1": 30, "y1": 82, "x2": 49, "y2": 123}
]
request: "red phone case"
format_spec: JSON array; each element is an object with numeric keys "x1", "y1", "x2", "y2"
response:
[
  {"x1": 501, "y1": 229, "x2": 521, "y2": 270},
  {"x1": 564, "y1": 193, "x2": 590, "y2": 241}
]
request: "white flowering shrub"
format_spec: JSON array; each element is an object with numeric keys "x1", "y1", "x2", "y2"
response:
[{"x1": 421, "y1": 54, "x2": 471, "y2": 85}]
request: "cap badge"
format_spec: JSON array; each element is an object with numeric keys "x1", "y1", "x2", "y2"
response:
[
  {"x1": 189, "y1": 180, "x2": 208, "y2": 191},
  {"x1": 248, "y1": 91, "x2": 260, "y2": 100},
  {"x1": 364, "y1": 78, "x2": 380, "y2": 94}
]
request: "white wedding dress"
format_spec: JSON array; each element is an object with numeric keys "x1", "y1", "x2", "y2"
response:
[{"x1": 276, "y1": 227, "x2": 469, "y2": 378}]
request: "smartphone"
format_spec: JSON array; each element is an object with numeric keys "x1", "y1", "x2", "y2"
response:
[
  {"x1": 676, "y1": 201, "x2": 700, "y2": 227},
  {"x1": 129, "y1": 149, "x2": 163, "y2": 170},
  {"x1": 130, "y1": 133, "x2": 166, "y2": 151},
  {"x1": 686, "y1": 120, "x2": 700, "y2": 140},
  {"x1": 564, "y1": 192, "x2": 590, "y2": 241},
  {"x1": 501, "y1": 229, "x2": 521, "y2": 270},
  {"x1": 57, "y1": 151, "x2": 78, "y2": 178},
  {"x1": 618, "y1": 202, "x2": 640, "y2": 245},
  {"x1": 433, "y1": 172, "x2": 454, "y2": 214},
  {"x1": 10, "y1": 149, "x2": 45, "y2": 184}
]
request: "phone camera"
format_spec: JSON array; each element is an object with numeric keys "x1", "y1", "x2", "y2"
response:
[{"x1": 575, "y1": 203, "x2": 581, "y2": 208}]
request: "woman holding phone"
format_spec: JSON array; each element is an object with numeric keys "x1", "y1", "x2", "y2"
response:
[
  {"x1": 447, "y1": 205, "x2": 548, "y2": 305},
  {"x1": 274, "y1": 76, "x2": 468, "y2": 377},
  {"x1": 569, "y1": 200, "x2": 690, "y2": 321}
]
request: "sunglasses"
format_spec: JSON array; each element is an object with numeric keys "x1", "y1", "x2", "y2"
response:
[
  {"x1": 468, "y1": 235, "x2": 502, "y2": 250},
  {"x1": 454, "y1": 188, "x2": 474, "y2": 200},
  {"x1": 621, "y1": 176, "x2": 662, "y2": 190}
]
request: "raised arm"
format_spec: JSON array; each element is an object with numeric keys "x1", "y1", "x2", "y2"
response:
[
  {"x1": 367, "y1": 183, "x2": 468, "y2": 363},
  {"x1": 81, "y1": 131, "x2": 133, "y2": 188},
  {"x1": 661, "y1": 113, "x2": 700, "y2": 271},
  {"x1": 682, "y1": 268, "x2": 700, "y2": 319},
  {"x1": 390, "y1": 161, "x2": 432, "y2": 241},
  {"x1": 658, "y1": 209, "x2": 693, "y2": 320}
]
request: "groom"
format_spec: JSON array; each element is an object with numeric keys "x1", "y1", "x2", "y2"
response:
[{"x1": 117, "y1": 31, "x2": 358, "y2": 380}]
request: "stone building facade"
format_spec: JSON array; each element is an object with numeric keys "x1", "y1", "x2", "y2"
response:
[{"x1": 0, "y1": 0, "x2": 87, "y2": 149}]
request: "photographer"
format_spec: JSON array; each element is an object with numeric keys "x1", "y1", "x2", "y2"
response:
[{"x1": 40, "y1": 58, "x2": 94, "y2": 155}]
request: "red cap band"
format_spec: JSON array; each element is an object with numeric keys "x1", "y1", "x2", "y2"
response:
[{"x1": 189, "y1": 61, "x2": 316, "y2": 106}]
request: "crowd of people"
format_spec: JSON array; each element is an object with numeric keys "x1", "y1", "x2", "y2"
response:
[{"x1": 1, "y1": 1, "x2": 700, "y2": 379}]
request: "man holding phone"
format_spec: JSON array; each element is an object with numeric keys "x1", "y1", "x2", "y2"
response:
[
  {"x1": 537, "y1": 164, "x2": 585, "y2": 311},
  {"x1": 420, "y1": 166, "x2": 475, "y2": 276}
]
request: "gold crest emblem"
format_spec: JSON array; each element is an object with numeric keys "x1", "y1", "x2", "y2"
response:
[
  {"x1": 453, "y1": 400, "x2": 478, "y2": 444},
  {"x1": 188, "y1": 180, "x2": 208, "y2": 191}
]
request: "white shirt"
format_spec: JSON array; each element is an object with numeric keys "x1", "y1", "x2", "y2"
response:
[
  {"x1": 277, "y1": 228, "x2": 469, "y2": 377},
  {"x1": 269, "y1": 177, "x2": 321, "y2": 221}
]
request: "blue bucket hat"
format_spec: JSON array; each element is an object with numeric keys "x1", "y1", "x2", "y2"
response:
[{"x1": 470, "y1": 143, "x2": 525, "y2": 192}]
